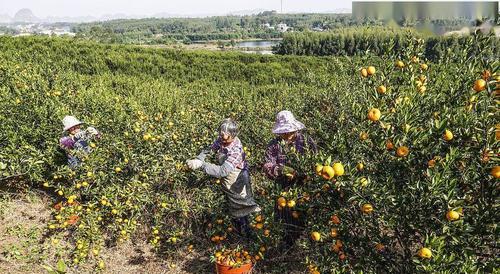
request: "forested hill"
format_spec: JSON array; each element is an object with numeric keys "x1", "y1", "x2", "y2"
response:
[{"x1": 70, "y1": 13, "x2": 362, "y2": 44}]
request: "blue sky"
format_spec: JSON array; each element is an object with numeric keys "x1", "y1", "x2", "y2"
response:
[{"x1": 1, "y1": 0, "x2": 353, "y2": 17}]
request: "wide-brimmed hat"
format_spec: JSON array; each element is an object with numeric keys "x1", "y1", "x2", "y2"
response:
[
  {"x1": 272, "y1": 110, "x2": 305, "y2": 134},
  {"x1": 62, "y1": 116, "x2": 84, "y2": 132}
]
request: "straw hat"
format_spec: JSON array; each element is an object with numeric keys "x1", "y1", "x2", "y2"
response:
[{"x1": 272, "y1": 110, "x2": 305, "y2": 134}]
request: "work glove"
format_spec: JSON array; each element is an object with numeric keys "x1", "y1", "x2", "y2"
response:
[
  {"x1": 87, "y1": 127, "x2": 99, "y2": 136},
  {"x1": 187, "y1": 159, "x2": 203, "y2": 170},
  {"x1": 281, "y1": 165, "x2": 296, "y2": 180}
]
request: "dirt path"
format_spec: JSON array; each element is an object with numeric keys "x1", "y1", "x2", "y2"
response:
[{"x1": 0, "y1": 191, "x2": 209, "y2": 274}]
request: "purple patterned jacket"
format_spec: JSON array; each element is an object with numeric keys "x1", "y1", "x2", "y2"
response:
[{"x1": 263, "y1": 132, "x2": 317, "y2": 179}]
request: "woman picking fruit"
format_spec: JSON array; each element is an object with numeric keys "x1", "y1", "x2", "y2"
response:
[
  {"x1": 187, "y1": 118, "x2": 260, "y2": 238},
  {"x1": 263, "y1": 110, "x2": 316, "y2": 250},
  {"x1": 59, "y1": 115, "x2": 101, "y2": 168}
]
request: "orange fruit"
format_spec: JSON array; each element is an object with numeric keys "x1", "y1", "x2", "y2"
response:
[
  {"x1": 356, "y1": 162, "x2": 364, "y2": 171},
  {"x1": 418, "y1": 247, "x2": 432, "y2": 259},
  {"x1": 332, "y1": 163, "x2": 344, "y2": 176},
  {"x1": 321, "y1": 166, "x2": 335, "y2": 180},
  {"x1": 395, "y1": 60, "x2": 405, "y2": 68},
  {"x1": 367, "y1": 108, "x2": 381, "y2": 122},
  {"x1": 491, "y1": 166, "x2": 500, "y2": 179},
  {"x1": 428, "y1": 159, "x2": 436, "y2": 168},
  {"x1": 255, "y1": 215, "x2": 263, "y2": 223},
  {"x1": 420, "y1": 63, "x2": 428, "y2": 70},
  {"x1": 377, "y1": 85, "x2": 386, "y2": 94},
  {"x1": 443, "y1": 129, "x2": 453, "y2": 141},
  {"x1": 311, "y1": 231, "x2": 321, "y2": 241},
  {"x1": 396, "y1": 146, "x2": 409, "y2": 157},
  {"x1": 473, "y1": 79, "x2": 486, "y2": 92},
  {"x1": 330, "y1": 228, "x2": 338, "y2": 238},
  {"x1": 331, "y1": 215, "x2": 340, "y2": 224},
  {"x1": 446, "y1": 210, "x2": 460, "y2": 221},
  {"x1": 360, "y1": 68, "x2": 368, "y2": 77},
  {"x1": 315, "y1": 164, "x2": 323, "y2": 175},
  {"x1": 291, "y1": 211, "x2": 299, "y2": 219},
  {"x1": 386, "y1": 140, "x2": 394, "y2": 150},
  {"x1": 375, "y1": 243, "x2": 385, "y2": 252},
  {"x1": 359, "y1": 132, "x2": 369, "y2": 140},
  {"x1": 361, "y1": 203, "x2": 373, "y2": 214},
  {"x1": 367, "y1": 66, "x2": 376, "y2": 75},
  {"x1": 277, "y1": 197, "x2": 287, "y2": 207},
  {"x1": 287, "y1": 200, "x2": 296, "y2": 208}
]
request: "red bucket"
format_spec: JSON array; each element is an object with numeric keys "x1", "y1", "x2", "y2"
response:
[{"x1": 215, "y1": 262, "x2": 252, "y2": 274}]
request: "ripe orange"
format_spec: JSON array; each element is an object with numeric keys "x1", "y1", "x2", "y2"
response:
[
  {"x1": 418, "y1": 247, "x2": 432, "y2": 259},
  {"x1": 491, "y1": 166, "x2": 500, "y2": 179},
  {"x1": 367, "y1": 108, "x2": 381, "y2": 122},
  {"x1": 287, "y1": 200, "x2": 296, "y2": 208},
  {"x1": 330, "y1": 228, "x2": 339, "y2": 237},
  {"x1": 361, "y1": 203, "x2": 373, "y2": 214},
  {"x1": 367, "y1": 66, "x2": 376, "y2": 75},
  {"x1": 277, "y1": 197, "x2": 287, "y2": 207},
  {"x1": 255, "y1": 215, "x2": 263, "y2": 223},
  {"x1": 396, "y1": 146, "x2": 409, "y2": 157},
  {"x1": 311, "y1": 231, "x2": 321, "y2": 241},
  {"x1": 321, "y1": 166, "x2": 335, "y2": 180},
  {"x1": 359, "y1": 132, "x2": 369, "y2": 140},
  {"x1": 360, "y1": 177, "x2": 369, "y2": 187},
  {"x1": 375, "y1": 243, "x2": 385, "y2": 252},
  {"x1": 428, "y1": 159, "x2": 436, "y2": 168},
  {"x1": 446, "y1": 210, "x2": 460, "y2": 221},
  {"x1": 420, "y1": 63, "x2": 428, "y2": 70},
  {"x1": 315, "y1": 164, "x2": 323, "y2": 175},
  {"x1": 377, "y1": 85, "x2": 386, "y2": 94},
  {"x1": 360, "y1": 68, "x2": 368, "y2": 77},
  {"x1": 333, "y1": 163, "x2": 344, "y2": 176},
  {"x1": 386, "y1": 139, "x2": 394, "y2": 150},
  {"x1": 331, "y1": 214, "x2": 340, "y2": 224},
  {"x1": 443, "y1": 129, "x2": 453, "y2": 141},
  {"x1": 473, "y1": 79, "x2": 486, "y2": 92}
]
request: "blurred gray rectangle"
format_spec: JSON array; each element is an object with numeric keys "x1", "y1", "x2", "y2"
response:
[{"x1": 353, "y1": 1, "x2": 499, "y2": 21}]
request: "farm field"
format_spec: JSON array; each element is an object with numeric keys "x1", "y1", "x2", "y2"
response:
[{"x1": 0, "y1": 34, "x2": 498, "y2": 273}]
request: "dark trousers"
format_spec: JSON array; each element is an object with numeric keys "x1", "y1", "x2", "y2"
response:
[{"x1": 232, "y1": 216, "x2": 251, "y2": 237}]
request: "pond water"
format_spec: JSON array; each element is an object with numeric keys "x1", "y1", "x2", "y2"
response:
[{"x1": 234, "y1": 40, "x2": 281, "y2": 48}]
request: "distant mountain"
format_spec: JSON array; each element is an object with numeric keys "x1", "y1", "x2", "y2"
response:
[
  {"x1": 226, "y1": 9, "x2": 267, "y2": 16},
  {"x1": 0, "y1": 14, "x2": 11, "y2": 23},
  {"x1": 13, "y1": 8, "x2": 39, "y2": 22}
]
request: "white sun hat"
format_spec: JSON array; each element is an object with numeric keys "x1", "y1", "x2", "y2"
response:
[
  {"x1": 62, "y1": 116, "x2": 84, "y2": 132},
  {"x1": 272, "y1": 110, "x2": 305, "y2": 134}
]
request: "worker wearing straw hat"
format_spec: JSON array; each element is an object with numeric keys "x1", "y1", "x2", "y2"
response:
[
  {"x1": 263, "y1": 110, "x2": 317, "y2": 250},
  {"x1": 59, "y1": 115, "x2": 101, "y2": 168}
]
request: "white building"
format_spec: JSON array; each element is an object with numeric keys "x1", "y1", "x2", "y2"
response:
[{"x1": 277, "y1": 23, "x2": 288, "y2": 32}]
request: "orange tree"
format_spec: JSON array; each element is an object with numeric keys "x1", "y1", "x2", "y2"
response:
[{"x1": 0, "y1": 34, "x2": 498, "y2": 272}]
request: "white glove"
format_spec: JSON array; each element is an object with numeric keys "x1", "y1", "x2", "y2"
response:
[
  {"x1": 187, "y1": 159, "x2": 203, "y2": 170},
  {"x1": 87, "y1": 127, "x2": 98, "y2": 136}
]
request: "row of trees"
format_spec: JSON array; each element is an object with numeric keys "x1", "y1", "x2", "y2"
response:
[{"x1": 273, "y1": 26, "x2": 500, "y2": 61}]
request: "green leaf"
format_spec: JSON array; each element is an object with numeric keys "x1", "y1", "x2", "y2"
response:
[{"x1": 56, "y1": 259, "x2": 67, "y2": 273}]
